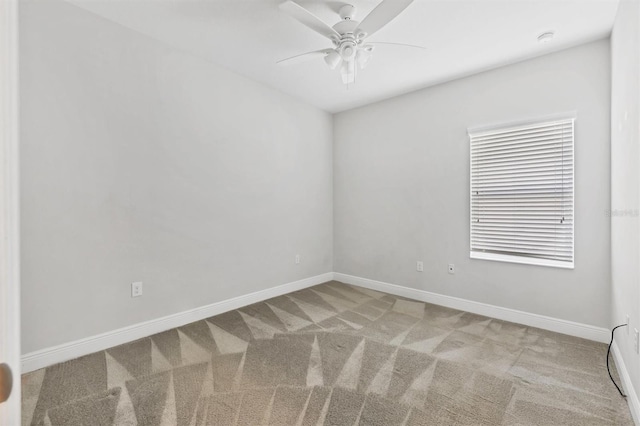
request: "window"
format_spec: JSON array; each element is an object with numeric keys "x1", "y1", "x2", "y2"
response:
[{"x1": 469, "y1": 117, "x2": 574, "y2": 269}]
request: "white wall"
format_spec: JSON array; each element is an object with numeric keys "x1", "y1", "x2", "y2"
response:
[
  {"x1": 334, "y1": 40, "x2": 611, "y2": 327},
  {"x1": 19, "y1": 0, "x2": 333, "y2": 354},
  {"x1": 611, "y1": 0, "x2": 640, "y2": 409}
]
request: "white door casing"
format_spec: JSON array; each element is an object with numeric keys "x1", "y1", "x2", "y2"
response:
[{"x1": 0, "y1": 0, "x2": 20, "y2": 422}]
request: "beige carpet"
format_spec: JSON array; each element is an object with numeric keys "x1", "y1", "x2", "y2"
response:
[{"x1": 22, "y1": 281, "x2": 633, "y2": 425}]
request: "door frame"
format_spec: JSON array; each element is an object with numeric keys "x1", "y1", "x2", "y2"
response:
[{"x1": 0, "y1": 0, "x2": 20, "y2": 422}]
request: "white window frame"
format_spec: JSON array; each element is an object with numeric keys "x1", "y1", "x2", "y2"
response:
[{"x1": 468, "y1": 114, "x2": 575, "y2": 269}]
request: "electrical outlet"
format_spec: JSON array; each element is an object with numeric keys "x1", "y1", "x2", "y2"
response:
[
  {"x1": 635, "y1": 329, "x2": 639, "y2": 354},
  {"x1": 295, "y1": 254, "x2": 301, "y2": 264},
  {"x1": 131, "y1": 282, "x2": 143, "y2": 298},
  {"x1": 416, "y1": 261, "x2": 424, "y2": 272},
  {"x1": 448, "y1": 264, "x2": 455, "y2": 274}
]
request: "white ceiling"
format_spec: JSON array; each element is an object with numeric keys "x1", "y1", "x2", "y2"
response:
[{"x1": 67, "y1": 0, "x2": 620, "y2": 113}]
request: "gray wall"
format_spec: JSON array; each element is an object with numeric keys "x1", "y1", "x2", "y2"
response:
[
  {"x1": 20, "y1": 0, "x2": 616, "y2": 356},
  {"x1": 20, "y1": 1, "x2": 333, "y2": 354},
  {"x1": 334, "y1": 40, "x2": 611, "y2": 327},
  {"x1": 611, "y1": 0, "x2": 640, "y2": 404}
]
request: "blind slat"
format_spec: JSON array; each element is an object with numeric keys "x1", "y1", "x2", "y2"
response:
[
  {"x1": 471, "y1": 138, "x2": 572, "y2": 154},
  {"x1": 471, "y1": 232, "x2": 573, "y2": 241},
  {"x1": 472, "y1": 224, "x2": 573, "y2": 232},
  {"x1": 472, "y1": 174, "x2": 573, "y2": 184},
  {"x1": 471, "y1": 123, "x2": 572, "y2": 141},
  {"x1": 471, "y1": 236, "x2": 573, "y2": 246},
  {"x1": 473, "y1": 245, "x2": 573, "y2": 257},
  {"x1": 472, "y1": 154, "x2": 573, "y2": 167},
  {"x1": 472, "y1": 164, "x2": 573, "y2": 176},
  {"x1": 472, "y1": 147, "x2": 572, "y2": 161}
]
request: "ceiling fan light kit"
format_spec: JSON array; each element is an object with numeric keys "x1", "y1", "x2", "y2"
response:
[
  {"x1": 278, "y1": 0, "x2": 424, "y2": 85},
  {"x1": 324, "y1": 50, "x2": 342, "y2": 69}
]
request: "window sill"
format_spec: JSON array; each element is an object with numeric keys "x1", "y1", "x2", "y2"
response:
[{"x1": 470, "y1": 251, "x2": 574, "y2": 269}]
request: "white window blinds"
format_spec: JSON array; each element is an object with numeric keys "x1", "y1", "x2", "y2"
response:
[{"x1": 469, "y1": 117, "x2": 574, "y2": 269}]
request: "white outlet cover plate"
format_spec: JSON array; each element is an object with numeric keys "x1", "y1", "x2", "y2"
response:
[{"x1": 131, "y1": 282, "x2": 143, "y2": 298}]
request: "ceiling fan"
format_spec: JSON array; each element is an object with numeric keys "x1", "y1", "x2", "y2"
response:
[{"x1": 278, "y1": 0, "x2": 424, "y2": 84}]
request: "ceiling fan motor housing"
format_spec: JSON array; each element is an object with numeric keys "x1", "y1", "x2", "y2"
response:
[
  {"x1": 332, "y1": 18, "x2": 360, "y2": 63},
  {"x1": 332, "y1": 19, "x2": 359, "y2": 36},
  {"x1": 340, "y1": 42, "x2": 357, "y2": 61}
]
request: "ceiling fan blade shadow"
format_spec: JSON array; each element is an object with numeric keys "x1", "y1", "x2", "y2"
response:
[
  {"x1": 279, "y1": 1, "x2": 340, "y2": 39},
  {"x1": 357, "y1": 0, "x2": 414, "y2": 38},
  {"x1": 277, "y1": 49, "x2": 333, "y2": 66}
]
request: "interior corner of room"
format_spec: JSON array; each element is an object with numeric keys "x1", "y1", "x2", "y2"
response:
[{"x1": 5, "y1": 0, "x2": 640, "y2": 424}]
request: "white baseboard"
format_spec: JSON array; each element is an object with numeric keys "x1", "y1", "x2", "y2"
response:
[
  {"x1": 21, "y1": 272, "x2": 333, "y2": 373},
  {"x1": 23, "y1": 271, "x2": 612, "y2": 374},
  {"x1": 334, "y1": 273, "x2": 610, "y2": 343},
  {"x1": 612, "y1": 341, "x2": 640, "y2": 425}
]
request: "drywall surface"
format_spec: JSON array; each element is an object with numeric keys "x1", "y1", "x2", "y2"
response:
[
  {"x1": 334, "y1": 40, "x2": 611, "y2": 327},
  {"x1": 20, "y1": 0, "x2": 333, "y2": 353},
  {"x1": 611, "y1": 0, "x2": 640, "y2": 406}
]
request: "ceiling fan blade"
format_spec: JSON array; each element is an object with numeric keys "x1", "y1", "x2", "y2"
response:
[
  {"x1": 277, "y1": 49, "x2": 334, "y2": 66},
  {"x1": 279, "y1": 1, "x2": 340, "y2": 40},
  {"x1": 367, "y1": 42, "x2": 426, "y2": 50},
  {"x1": 357, "y1": 0, "x2": 414, "y2": 38}
]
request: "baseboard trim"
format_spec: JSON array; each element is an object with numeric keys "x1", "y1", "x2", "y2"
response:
[
  {"x1": 334, "y1": 273, "x2": 610, "y2": 343},
  {"x1": 21, "y1": 272, "x2": 333, "y2": 373},
  {"x1": 612, "y1": 341, "x2": 640, "y2": 425},
  {"x1": 22, "y1": 271, "x2": 612, "y2": 373}
]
